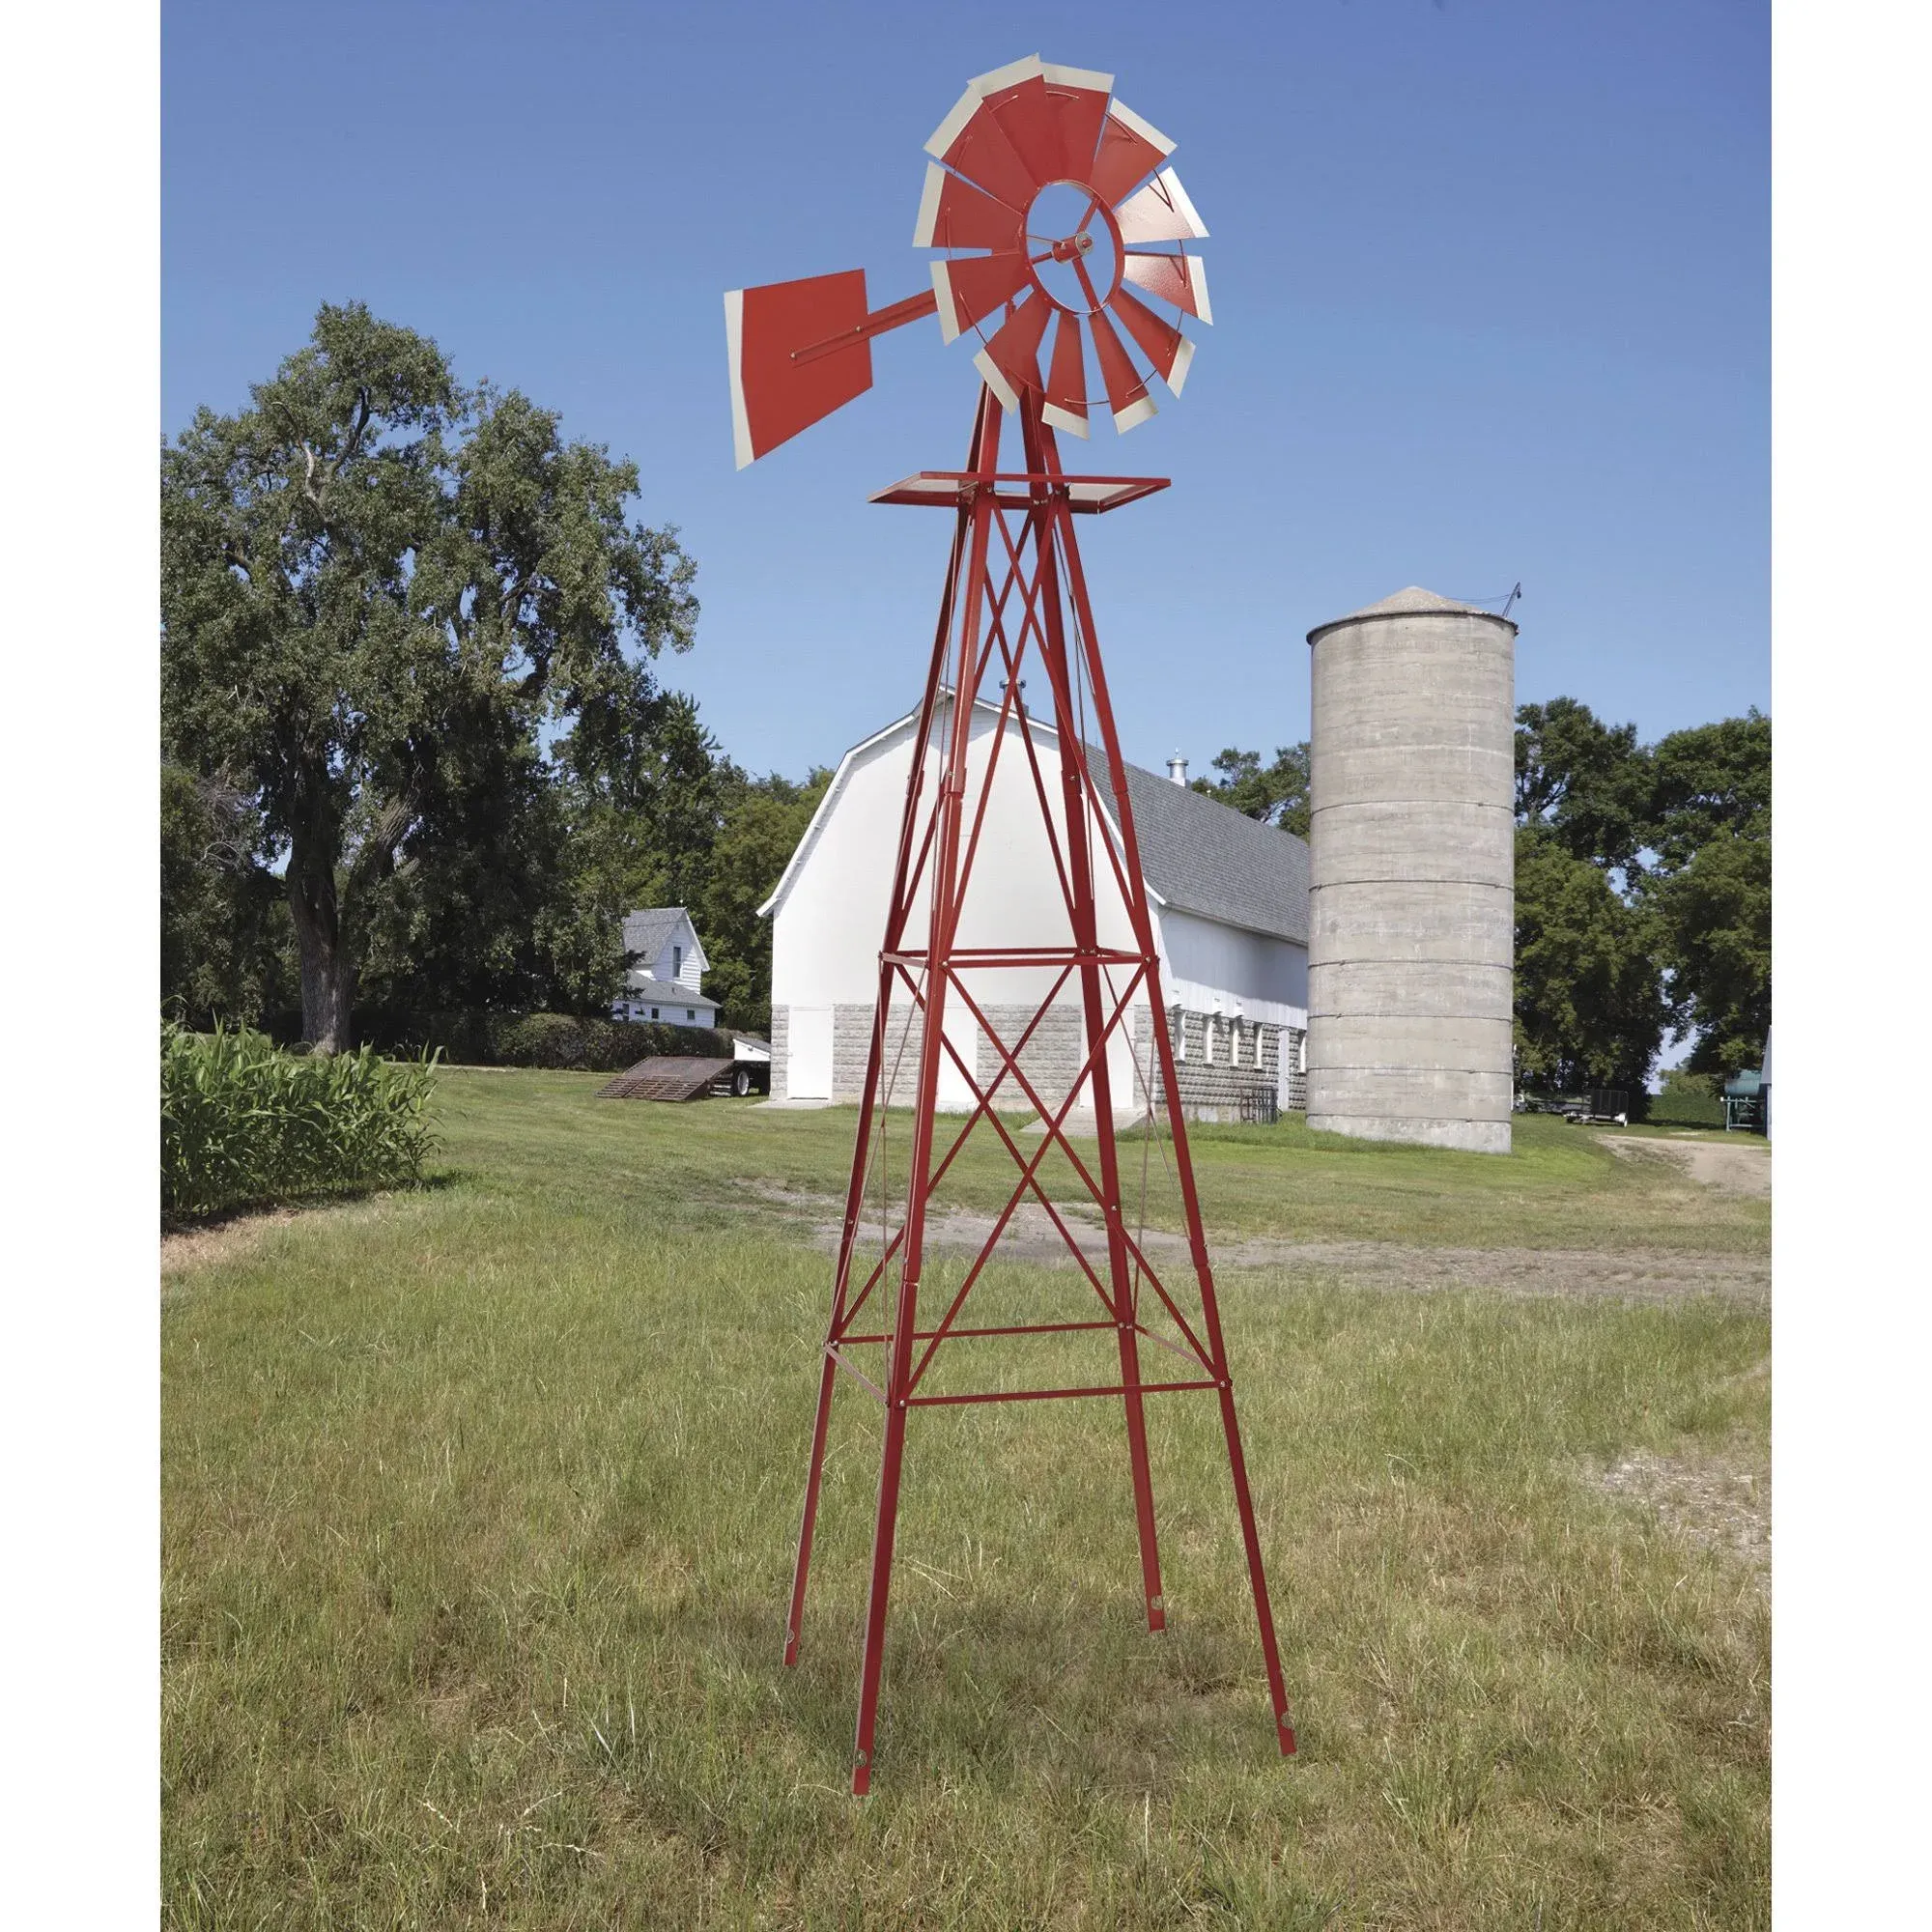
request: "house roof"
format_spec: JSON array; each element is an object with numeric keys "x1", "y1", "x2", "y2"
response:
[
  {"x1": 622, "y1": 906, "x2": 695, "y2": 965},
  {"x1": 759, "y1": 702, "x2": 1309, "y2": 946},
  {"x1": 622, "y1": 972, "x2": 717, "y2": 1010}
]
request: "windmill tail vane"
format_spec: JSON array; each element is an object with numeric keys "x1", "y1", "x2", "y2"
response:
[{"x1": 724, "y1": 55, "x2": 1293, "y2": 1796}]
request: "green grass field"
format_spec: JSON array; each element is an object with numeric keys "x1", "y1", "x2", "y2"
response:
[{"x1": 162, "y1": 1071, "x2": 1769, "y2": 1929}]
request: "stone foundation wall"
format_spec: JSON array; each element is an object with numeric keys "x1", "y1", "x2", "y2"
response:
[
  {"x1": 1280, "y1": 1025, "x2": 1308, "y2": 1114},
  {"x1": 972, "y1": 1003, "x2": 1084, "y2": 1112},
  {"x1": 769, "y1": 1006, "x2": 790, "y2": 1101},
  {"x1": 773, "y1": 1002, "x2": 1308, "y2": 1121},
  {"x1": 1151, "y1": 1009, "x2": 1277, "y2": 1122}
]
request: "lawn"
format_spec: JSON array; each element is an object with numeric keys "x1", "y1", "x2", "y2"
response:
[{"x1": 162, "y1": 1070, "x2": 1770, "y2": 1929}]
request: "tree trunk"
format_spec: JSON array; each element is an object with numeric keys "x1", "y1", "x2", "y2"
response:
[{"x1": 287, "y1": 845, "x2": 356, "y2": 1053}]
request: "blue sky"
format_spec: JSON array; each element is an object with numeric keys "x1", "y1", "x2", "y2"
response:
[{"x1": 162, "y1": 0, "x2": 1768, "y2": 782}]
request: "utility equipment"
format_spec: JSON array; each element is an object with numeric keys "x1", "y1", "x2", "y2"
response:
[{"x1": 726, "y1": 54, "x2": 1293, "y2": 1793}]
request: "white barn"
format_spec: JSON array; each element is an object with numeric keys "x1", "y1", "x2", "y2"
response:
[{"x1": 758, "y1": 701, "x2": 1311, "y2": 1120}]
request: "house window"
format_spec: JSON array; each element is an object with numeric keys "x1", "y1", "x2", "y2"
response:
[
  {"x1": 672, "y1": 944, "x2": 683, "y2": 980},
  {"x1": 1173, "y1": 1009, "x2": 1186, "y2": 1061},
  {"x1": 651, "y1": 1008, "x2": 660, "y2": 1019},
  {"x1": 686, "y1": 1009, "x2": 696, "y2": 1022}
]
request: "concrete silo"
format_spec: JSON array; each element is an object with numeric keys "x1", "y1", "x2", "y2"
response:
[{"x1": 1305, "y1": 587, "x2": 1516, "y2": 1153}]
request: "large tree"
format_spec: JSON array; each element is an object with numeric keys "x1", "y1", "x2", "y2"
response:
[
  {"x1": 1512, "y1": 825, "x2": 1667, "y2": 1099},
  {"x1": 1514, "y1": 696, "x2": 1651, "y2": 874},
  {"x1": 161, "y1": 302, "x2": 697, "y2": 1049},
  {"x1": 160, "y1": 763, "x2": 295, "y2": 1027},
  {"x1": 1638, "y1": 710, "x2": 1771, "y2": 1076},
  {"x1": 694, "y1": 768, "x2": 835, "y2": 1035}
]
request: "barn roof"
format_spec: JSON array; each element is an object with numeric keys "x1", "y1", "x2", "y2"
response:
[
  {"x1": 758, "y1": 704, "x2": 1309, "y2": 946},
  {"x1": 1087, "y1": 754, "x2": 1309, "y2": 945}
]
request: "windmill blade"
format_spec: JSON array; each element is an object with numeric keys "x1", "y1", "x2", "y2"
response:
[
  {"x1": 930, "y1": 250, "x2": 1033, "y2": 343},
  {"x1": 1042, "y1": 312, "x2": 1091, "y2": 439},
  {"x1": 975, "y1": 68, "x2": 1065, "y2": 193},
  {"x1": 925, "y1": 61, "x2": 1043, "y2": 214},
  {"x1": 1086, "y1": 98, "x2": 1176, "y2": 210},
  {"x1": 1087, "y1": 304, "x2": 1157, "y2": 432},
  {"x1": 1111, "y1": 284, "x2": 1195, "y2": 397},
  {"x1": 1114, "y1": 168, "x2": 1208, "y2": 244},
  {"x1": 970, "y1": 293, "x2": 1053, "y2": 411},
  {"x1": 1122, "y1": 249, "x2": 1213, "y2": 325},
  {"x1": 1041, "y1": 62, "x2": 1114, "y2": 182},
  {"x1": 724, "y1": 269, "x2": 872, "y2": 469},
  {"x1": 914, "y1": 162, "x2": 1025, "y2": 252}
]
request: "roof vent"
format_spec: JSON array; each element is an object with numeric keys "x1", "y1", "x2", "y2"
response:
[{"x1": 1166, "y1": 753, "x2": 1188, "y2": 785}]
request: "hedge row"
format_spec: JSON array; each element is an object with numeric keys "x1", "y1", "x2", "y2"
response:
[
  {"x1": 272, "y1": 1008, "x2": 737, "y2": 1072},
  {"x1": 162, "y1": 1023, "x2": 440, "y2": 1224}
]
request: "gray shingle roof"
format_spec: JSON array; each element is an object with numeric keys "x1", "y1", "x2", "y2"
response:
[
  {"x1": 1088, "y1": 755, "x2": 1310, "y2": 945},
  {"x1": 621, "y1": 971, "x2": 716, "y2": 1010},
  {"x1": 621, "y1": 907, "x2": 688, "y2": 965}
]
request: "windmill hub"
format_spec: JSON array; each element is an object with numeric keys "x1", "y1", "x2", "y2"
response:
[{"x1": 1026, "y1": 180, "x2": 1122, "y2": 316}]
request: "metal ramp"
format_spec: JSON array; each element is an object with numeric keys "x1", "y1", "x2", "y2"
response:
[{"x1": 596, "y1": 1056, "x2": 736, "y2": 1102}]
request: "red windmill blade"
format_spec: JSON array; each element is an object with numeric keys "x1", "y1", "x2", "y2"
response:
[
  {"x1": 724, "y1": 54, "x2": 1211, "y2": 467},
  {"x1": 723, "y1": 60, "x2": 1292, "y2": 1801}
]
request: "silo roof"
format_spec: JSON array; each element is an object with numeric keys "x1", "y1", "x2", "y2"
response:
[{"x1": 1307, "y1": 585, "x2": 1516, "y2": 643}]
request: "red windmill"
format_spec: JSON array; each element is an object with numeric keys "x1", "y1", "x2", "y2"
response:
[{"x1": 725, "y1": 55, "x2": 1293, "y2": 1794}]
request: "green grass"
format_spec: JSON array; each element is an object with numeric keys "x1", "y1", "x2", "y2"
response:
[{"x1": 163, "y1": 1070, "x2": 1769, "y2": 1929}]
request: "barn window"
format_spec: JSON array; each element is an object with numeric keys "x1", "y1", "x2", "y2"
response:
[{"x1": 1173, "y1": 1009, "x2": 1187, "y2": 1061}]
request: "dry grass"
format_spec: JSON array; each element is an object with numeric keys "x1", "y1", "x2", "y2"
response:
[{"x1": 162, "y1": 1072, "x2": 1769, "y2": 1928}]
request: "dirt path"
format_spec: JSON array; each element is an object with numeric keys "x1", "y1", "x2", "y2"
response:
[
  {"x1": 1599, "y1": 1132, "x2": 1772, "y2": 1198},
  {"x1": 741, "y1": 1184, "x2": 1769, "y2": 1305},
  {"x1": 1588, "y1": 1434, "x2": 1771, "y2": 1593}
]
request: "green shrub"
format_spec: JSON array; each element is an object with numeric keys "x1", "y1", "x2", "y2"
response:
[
  {"x1": 161, "y1": 1022, "x2": 440, "y2": 1223},
  {"x1": 1649, "y1": 1067, "x2": 1725, "y2": 1128},
  {"x1": 338, "y1": 1008, "x2": 733, "y2": 1071}
]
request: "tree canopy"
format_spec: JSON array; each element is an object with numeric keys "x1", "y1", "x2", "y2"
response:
[
  {"x1": 160, "y1": 302, "x2": 698, "y2": 1049},
  {"x1": 1512, "y1": 697, "x2": 1770, "y2": 1090},
  {"x1": 1512, "y1": 824, "x2": 1667, "y2": 1095}
]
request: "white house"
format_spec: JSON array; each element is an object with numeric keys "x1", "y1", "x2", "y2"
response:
[
  {"x1": 757, "y1": 701, "x2": 1310, "y2": 1120},
  {"x1": 613, "y1": 906, "x2": 721, "y2": 1028}
]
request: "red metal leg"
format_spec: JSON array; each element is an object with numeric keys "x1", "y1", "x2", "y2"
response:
[
  {"x1": 1217, "y1": 1382, "x2": 1296, "y2": 1754},
  {"x1": 784, "y1": 1350, "x2": 839, "y2": 1666},
  {"x1": 850, "y1": 1396, "x2": 911, "y2": 1795}
]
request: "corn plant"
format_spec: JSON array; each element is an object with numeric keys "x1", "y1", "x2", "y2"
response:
[{"x1": 161, "y1": 1021, "x2": 440, "y2": 1222}]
